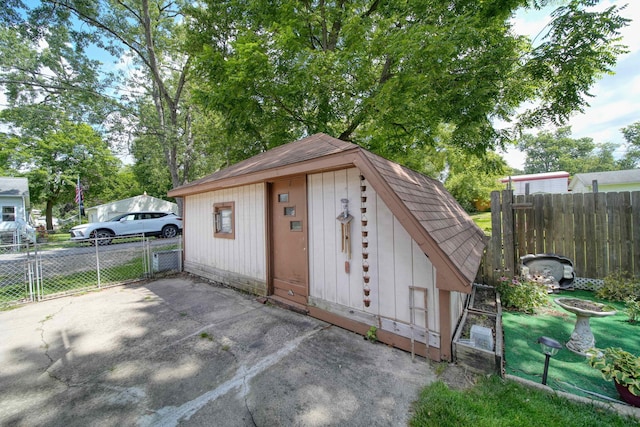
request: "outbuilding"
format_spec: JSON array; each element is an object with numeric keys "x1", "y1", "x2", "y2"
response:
[
  {"x1": 500, "y1": 171, "x2": 570, "y2": 195},
  {"x1": 569, "y1": 169, "x2": 640, "y2": 193},
  {"x1": 85, "y1": 193, "x2": 178, "y2": 223},
  {"x1": 168, "y1": 134, "x2": 486, "y2": 361}
]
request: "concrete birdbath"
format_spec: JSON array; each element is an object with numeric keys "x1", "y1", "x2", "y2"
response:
[{"x1": 555, "y1": 297, "x2": 616, "y2": 356}]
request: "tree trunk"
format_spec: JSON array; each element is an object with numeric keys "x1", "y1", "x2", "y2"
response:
[{"x1": 46, "y1": 199, "x2": 54, "y2": 230}]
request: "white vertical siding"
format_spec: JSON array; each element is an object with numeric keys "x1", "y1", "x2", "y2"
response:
[
  {"x1": 184, "y1": 183, "x2": 266, "y2": 281},
  {"x1": 375, "y1": 195, "x2": 395, "y2": 317},
  {"x1": 308, "y1": 169, "x2": 362, "y2": 306},
  {"x1": 450, "y1": 290, "x2": 465, "y2": 333},
  {"x1": 308, "y1": 168, "x2": 438, "y2": 334},
  {"x1": 514, "y1": 177, "x2": 568, "y2": 195}
]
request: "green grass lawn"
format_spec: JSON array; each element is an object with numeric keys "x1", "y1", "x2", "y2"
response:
[
  {"x1": 471, "y1": 211, "x2": 492, "y2": 235},
  {"x1": 410, "y1": 375, "x2": 638, "y2": 426},
  {"x1": 0, "y1": 257, "x2": 145, "y2": 305}
]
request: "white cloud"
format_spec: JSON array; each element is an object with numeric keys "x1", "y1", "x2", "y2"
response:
[{"x1": 500, "y1": 145, "x2": 527, "y2": 170}]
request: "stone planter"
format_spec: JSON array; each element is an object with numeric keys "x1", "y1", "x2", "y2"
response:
[{"x1": 453, "y1": 284, "x2": 503, "y2": 374}]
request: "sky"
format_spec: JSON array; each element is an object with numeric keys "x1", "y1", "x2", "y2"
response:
[{"x1": 502, "y1": 0, "x2": 640, "y2": 170}]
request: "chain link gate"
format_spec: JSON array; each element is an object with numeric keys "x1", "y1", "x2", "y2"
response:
[{"x1": 0, "y1": 236, "x2": 182, "y2": 308}]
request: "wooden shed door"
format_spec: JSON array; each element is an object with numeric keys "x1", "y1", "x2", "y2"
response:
[{"x1": 271, "y1": 177, "x2": 308, "y2": 305}]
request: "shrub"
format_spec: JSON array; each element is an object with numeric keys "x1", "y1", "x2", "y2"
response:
[
  {"x1": 496, "y1": 276, "x2": 549, "y2": 313},
  {"x1": 596, "y1": 272, "x2": 640, "y2": 302},
  {"x1": 625, "y1": 298, "x2": 640, "y2": 324}
]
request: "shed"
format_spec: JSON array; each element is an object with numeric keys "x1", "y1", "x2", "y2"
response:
[
  {"x1": 500, "y1": 171, "x2": 569, "y2": 195},
  {"x1": 168, "y1": 133, "x2": 487, "y2": 361},
  {"x1": 569, "y1": 169, "x2": 640, "y2": 193},
  {"x1": 0, "y1": 177, "x2": 34, "y2": 243},
  {"x1": 86, "y1": 194, "x2": 178, "y2": 223}
]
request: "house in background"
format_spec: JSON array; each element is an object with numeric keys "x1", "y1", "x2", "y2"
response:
[
  {"x1": 86, "y1": 193, "x2": 178, "y2": 223},
  {"x1": 169, "y1": 133, "x2": 487, "y2": 362},
  {"x1": 500, "y1": 171, "x2": 570, "y2": 195},
  {"x1": 569, "y1": 169, "x2": 640, "y2": 193},
  {"x1": 0, "y1": 177, "x2": 35, "y2": 243}
]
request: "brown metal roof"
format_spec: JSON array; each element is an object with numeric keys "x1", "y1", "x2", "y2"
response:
[{"x1": 169, "y1": 133, "x2": 486, "y2": 291}]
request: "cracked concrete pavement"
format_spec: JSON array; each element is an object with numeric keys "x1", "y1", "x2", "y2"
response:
[{"x1": 0, "y1": 275, "x2": 439, "y2": 426}]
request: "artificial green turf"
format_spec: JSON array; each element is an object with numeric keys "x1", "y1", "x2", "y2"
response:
[{"x1": 502, "y1": 290, "x2": 640, "y2": 403}]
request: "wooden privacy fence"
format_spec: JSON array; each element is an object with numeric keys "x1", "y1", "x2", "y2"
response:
[{"x1": 477, "y1": 190, "x2": 640, "y2": 286}]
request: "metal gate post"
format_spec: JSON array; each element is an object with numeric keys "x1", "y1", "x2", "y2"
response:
[
  {"x1": 27, "y1": 258, "x2": 34, "y2": 302},
  {"x1": 95, "y1": 239, "x2": 101, "y2": 288},
  {"x1": 144, "y1": 238, "x2": 151, "y2": 278},
  {"x1": 33, "y1": 244, "x2": 42, "y2": 301}
]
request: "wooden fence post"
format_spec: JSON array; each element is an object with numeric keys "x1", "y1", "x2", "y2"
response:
[
  {"x1": 502, "y1": 190, "x2": 515, "y2": 276},
  {"x1": 490, "y1": 191, "x2": 502, "y2": 285},
  {"x1": 632, "y1": 192, "x2": 640, "y2": 279},
  {"x1": 478, "y1": 190, "x2": 639, "y2": 284}
]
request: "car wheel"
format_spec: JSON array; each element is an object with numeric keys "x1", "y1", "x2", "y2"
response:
[
  {"x1": 161, "y1": 225, "x2": 178, "y2": 239},
  {"x1": 90, "y1": 229, "x2": 114, "y2": 245}
]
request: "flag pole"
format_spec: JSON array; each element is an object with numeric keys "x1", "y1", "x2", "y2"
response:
[{"x1": 77, "y1": 176, "x2": 81, "y2": 223}]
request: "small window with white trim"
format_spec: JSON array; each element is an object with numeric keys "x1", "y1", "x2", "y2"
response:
[
  {"x1": 213, "y1": 202, "x2": 235, "y2": 239},
  {"x1": 2, "y1": 206, "x2": 16, "y2": 222}
]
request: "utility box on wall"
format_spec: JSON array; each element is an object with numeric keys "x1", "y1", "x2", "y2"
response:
[{"x1": 153, "y1": 250, "x2": 181, "y2": 272}]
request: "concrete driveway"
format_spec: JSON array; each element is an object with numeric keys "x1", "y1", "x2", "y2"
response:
[{"x1": 1, "y1": 276, "x2": 439, "y2": 426}]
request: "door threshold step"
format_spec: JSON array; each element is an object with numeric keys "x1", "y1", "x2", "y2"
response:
[{"x1": 265, "y1": 295, "x2": 309, "y2": 315}]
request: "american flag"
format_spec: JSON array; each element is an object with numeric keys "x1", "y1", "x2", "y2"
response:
[
  {"x1": 75, "y1": 177, "x2": 85, "y2": 216},
  {"x1": 75, "y1": 178, "x2": 83, "y2": 204}
]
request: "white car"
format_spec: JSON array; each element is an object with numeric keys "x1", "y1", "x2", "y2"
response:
[{"x1": 70, "y1": 212, "x2": 182, "y2": 244}]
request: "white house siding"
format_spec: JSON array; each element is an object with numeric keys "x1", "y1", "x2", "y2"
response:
[
  {"x1": 307, "y1": 168, "x2": 439, "y2": 341},
  {"x1": 450, "y1": 290, "x2": 465, "y2": 334},
  {"x1": 0, "y1": 195, "x2": 27, "y2": 232},
  {"x1": 572, "y1": 182, "x2": 640, "y2": 193},
  {"x1": 512, "y1": 178, "x2": 567, "y2": 195},
  {"x1": 183, "y1": 184, "x2": 267, "y2": 294}
]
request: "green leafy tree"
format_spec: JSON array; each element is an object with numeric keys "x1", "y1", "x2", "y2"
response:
[
  {"x1": 2, "y1": 1, "x2": 209, "y2": 212},
  {"x1": 2, "y1": 111, "x2": 120, "y2": 229},
  {"x1": 445, "y1": 150, "x2": 508, "y2": 213},
  {"x1": 128, "y1": 96, "x2": 221, "y2": 199},
  {"x1": 36, "y1": 0, "x2": 199, "y2": 208},
  {"x1": 518, "y1": 127, "x2": 618, "y2": 174},
  {"x1": 186, "y1": 0, "x2": 629, "y2": 166},
  {"x1": 0, "y1": 8, "x2": 127, "y2": 226},
  {"x1": 0, "y1": 5, "x2": 117, "y2": 126},
  {"x1": 93, "y1": 166, "x2": 144, "y2": 206},
  {"x1": 619, "y1": 121, "x2": 640, "y2": 169}
]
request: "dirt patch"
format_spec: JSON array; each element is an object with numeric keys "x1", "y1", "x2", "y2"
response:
[
  {"x1": 470, "y1": 285, "x2": 497, "y2": 313},
  {"x1": 459, "y1": 312, "x2": 496, "y2": 339},
  {"x1": 437, "y1": 363, "x2": 479, "y2": 390}
]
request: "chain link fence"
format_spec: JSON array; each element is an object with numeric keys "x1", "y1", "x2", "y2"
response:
[{"x1": 0, "y1": 235, "x2": 182, "y2": 308}]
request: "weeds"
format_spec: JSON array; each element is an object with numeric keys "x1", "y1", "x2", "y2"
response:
[{"x1": 366, "y1": 326, "x2": 378, "y2": 343}]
